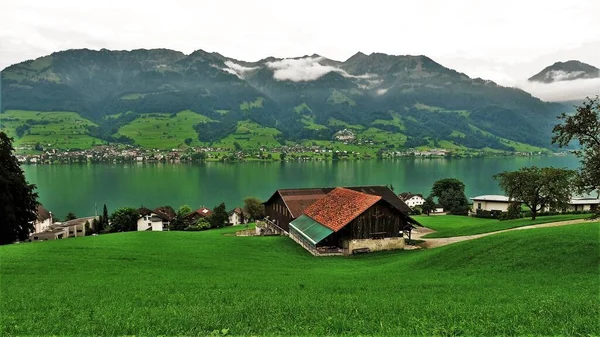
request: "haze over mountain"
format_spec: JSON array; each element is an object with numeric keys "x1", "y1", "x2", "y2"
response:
[{"x1": 0, "y1": 48, "x2": 576, "y2": 151}]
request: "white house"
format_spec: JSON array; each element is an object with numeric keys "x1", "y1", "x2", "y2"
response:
[
  {"x1": 470, "y1": 195, "x2": 515, "y2": 212},
  {"x1": 228, "y1": 207, "x2": 247, "y2": 226},
  {"x1": 137, "y1": 207, "x2": 174, "y2": 231},
  {"x1": 34, "y1": 205, "x2": 53, "y2": 233},
  {"x1": 398, "y1": 192, "x2": 425, "y2": 208},
  {"x1": 567, "y1": 198, "x2": 600, "y2": 212}
]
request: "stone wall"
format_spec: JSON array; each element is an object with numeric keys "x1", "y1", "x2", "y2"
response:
[{"x1": 344, "y1": 237, "x2": 405, "y2": 255}]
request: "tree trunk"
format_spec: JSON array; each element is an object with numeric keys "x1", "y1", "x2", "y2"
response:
[{"x1": 531, "y1": 209, "x2": 537, "y2": 220}]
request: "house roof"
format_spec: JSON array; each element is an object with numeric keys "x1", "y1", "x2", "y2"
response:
[
  {"x1": 138, "y1": 207, "x2": 153, "y2": 216},
  {"x1": 264, "y1": 185, "x2": 412, "y2": 218},
  {"x1": 189, "y1": 207, "x2": 212, "y2": 218},
  {"x1": 153, "y1": 206, "x2": 175, "y2": 221},
  {"x1": 304, "y1": 187, "x2": 382, "y2": 232},
  {"x1": 36, "y1": 204, "x2": 51, "y2": 222},
  {"x1": 272, "y1": 188, "x2": 329, "y2": 218},
  {"x1": 470, "y1": 195, "x2": 513, "y2": 202},
  {"x1": 398, "y1": 192, "x2": 424, "y2": 201},
  {"x1": 569, "y1": 198, "x2": 600, "y2": 205}
]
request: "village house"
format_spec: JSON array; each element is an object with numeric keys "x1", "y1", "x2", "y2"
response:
[
  {"x1": 185, "y1": 207, "x2": 213, "y2": 225},
  {"x1": 398, "y1": 192, "x2": 426, "y2": 208},
  {"x1": 470, "y1": 195, "x2": 514, "y2": 212},
  {"x1": 34, "y1": 205, "x2": 53, "y2": 233},
  {"x1": 565, "y1": 198, "x2": 600, "y2": 212},
  {"x1": 263, "y1": 186, "x2": 418, "y2": 255},
  {"x1": 137, "y1": 207, "x2": 175, "y2": 231},
  {"x1": 30, "y1": 216, "x2": 98, "y2": 241},
  {"x1": 228, "y1": 207, "x2": 247, "y2": 226}
]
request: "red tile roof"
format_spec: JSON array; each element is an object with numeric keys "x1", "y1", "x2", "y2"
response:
[{"x1": 303, "y1": 187, "x2": 381, "y2": 232}]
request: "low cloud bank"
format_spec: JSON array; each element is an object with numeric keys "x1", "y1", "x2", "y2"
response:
[
  {"x1": 516, "y1": 77, "x2": 600, "y2": 102},
  {"x1": 266, "y1": 57, "x2": 375, "y2": 82}
]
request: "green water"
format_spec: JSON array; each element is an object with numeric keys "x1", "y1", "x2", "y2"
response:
[{"x1": 22, "y1": 156, "x2": 581, "y2": 218}]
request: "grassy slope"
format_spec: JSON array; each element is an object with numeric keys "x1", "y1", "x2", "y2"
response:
[
  {"x1": 1, "y1": 223, "x2": 598, "y2": 336},
  {"x1": 0, "y1": 110, "x2": 101, "y2": 149},
  {"x1": 214, "y1": 120, "x2": 282, "y2": 149},
  {"x1": 414, "y1": 214, "x2": 592, "y2": 238},
  {"x1": 117, "y1": 110, "x2": 212, "y2": 149}
]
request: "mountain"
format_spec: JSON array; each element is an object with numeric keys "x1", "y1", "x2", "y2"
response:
[
  {"x1": 1, "y1": 49, "x2": 568, "y2": 151},
  {"x1": 528, "y1": 60, "x2": 600, "y2": 83}
]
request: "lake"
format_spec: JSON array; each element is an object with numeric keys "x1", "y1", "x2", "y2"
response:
[{"x1": 23, "y1": 156, "x2": 581, "y2": 218}]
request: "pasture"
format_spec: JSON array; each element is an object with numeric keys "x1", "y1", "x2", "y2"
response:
[
  {"x1": 1, "y1": 222, "x2": 598, "y2": 336},
  {"x1": 414, "y1": 214, "x2": 592, "y2": 238},
  {"x1": 0, "y1": 110, "x2": 101, "y2": 149}
]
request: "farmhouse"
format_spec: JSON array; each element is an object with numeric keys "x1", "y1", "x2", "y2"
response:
[
  {"x1": 264, "y1": 186, "x2": 418, "y2": 255},
  {"x1": 470, "y1": 195, "x2": 515, "y2": 212},
  {"x1": 137, "y1": 207, "x2": 175, "y2": 231},
  {"x1": 398, "y1": 192, "x2": 425, "y2": 208}
]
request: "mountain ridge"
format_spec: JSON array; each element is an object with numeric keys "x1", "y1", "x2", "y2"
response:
[
  {"x1": 528, "y1": 60, "x2": 600, "y2": 83},
  {"x1": 1, "y1": 48, "x2": 571, "y2": 151}
]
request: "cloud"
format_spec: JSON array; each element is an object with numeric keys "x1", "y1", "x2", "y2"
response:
[
  {"x1": 376, "y1": 88, "x2": 390, "y2": 96},
  {"x1": 544, "y1": 70, "x2": 588, "y2": 82},
  {"x1": 265, "y1": 56, "x2": 375, "y2": 82},
  {"x1": 516, "y1": 77, "x2": 600, "y2": 102},
  {"x1": 223, "y1": 61, "x2": 259, "y2": 79}
]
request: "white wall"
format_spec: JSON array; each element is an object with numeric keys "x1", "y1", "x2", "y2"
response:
[{"x1": 473, "y1": 200, "x2": 511, "y2": 212}]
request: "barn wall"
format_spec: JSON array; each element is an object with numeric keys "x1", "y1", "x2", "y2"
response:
[
  {"x1": 264, "y1": 195, "x2": 294, "y2": 231},
  {"x1": 344, "y1": 237, "x2": 405, "y2": 255},
  {"x1": 348, "y1": 201, "x2": 404, "y2": 239}
]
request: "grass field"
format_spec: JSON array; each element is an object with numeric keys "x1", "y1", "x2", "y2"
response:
[
  {"x1": 1, "y1": 223, "x2": 598, "y2": 336},
  {"x1": 414, "y1": 214, "x2": 592, "y2": 238},
  {"x1": 0, "y1": 110, "x2": 101, "y2": 149},
  {"x1": 214, "y1": 120, "x2": 282, "y2": 149},
  {"x1": 117, "y1": 110, "x2": 213, "y2": 148}
]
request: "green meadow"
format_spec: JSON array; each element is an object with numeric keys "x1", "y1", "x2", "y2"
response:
[
  {"x1": 414, "y1": 214, "x2": 592, "y2": 238},
  {"x1": 116, "y1": 110, "x2": 213, "y2": 148},
  {"x1": 214, "y1": 120, "x2": 283, "y2": 149},
  {"x1": 0, "y1": 110, "x2": 101, "y2": 149},
  {"x1": 1, "y1": 223, "x2": 598, "y2": 336}
]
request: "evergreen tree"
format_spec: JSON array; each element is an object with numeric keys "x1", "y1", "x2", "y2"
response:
[
  {"x1": 102, "y1": 204, "x2": 109, "y2": 231},
  {"x1": 0, "y1": 132, "x2": 38, "y2": 245},
  {"x1": 209, "y1": 203, "x2": 228, "y2": 228}
]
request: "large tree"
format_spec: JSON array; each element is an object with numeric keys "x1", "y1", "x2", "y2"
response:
[
  {"x1": 0, "y1": 132, "x2": 38, "y2": 244},
  {"x1": 421, "y1": 196, "x2": 436, "y2": 216},
  {"x1": 243, "y1": 197, "x2": 265, "y2": 221},
  {"x1": 552, "y1": 95, "x2": 600, "y2": 196},
  {"x1": 494, "y1": 166, "x2": 575, "y2": 220},
  {"x1": 430, "y1": 178, "x2": 469, "y2": 215},
  {"x1": 209, "y1": 202, "x2": 228, "y2": 228},
  {"x1": 170, "y1": 204, "x2": 192, "y2": 230},
  {"x1": 109, "y1": 207, "x2": 138, "y2": 232}
]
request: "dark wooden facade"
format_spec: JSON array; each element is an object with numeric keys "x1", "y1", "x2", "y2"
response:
[
  {"x1": 320, "y1": 200, "x2": 408, "y2": 247},
  {"x1": 264, "y1": 194, "x2": 294, "y2": 231}
]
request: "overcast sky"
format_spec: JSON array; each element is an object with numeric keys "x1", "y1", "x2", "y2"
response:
[{"x1": 1, "y1": 0, "x2": 599, "y2": 98}]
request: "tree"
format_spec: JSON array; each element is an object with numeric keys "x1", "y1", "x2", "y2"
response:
[
  {"x1": 102, "y1": 204, "x2": 109, "y2": 231},
  {"x1": 430, "y1": 178, "x2": 469, "y2": 215},
  {"x1": 108, "y1": 207, "x2": 138, "y2": 232},
  {"x1": 421, "y1": 196, "x2": 436, "y2": 216},
  {"x1": 494, "y1": 166, "x2": 575, "y2": 220},
  {"x1": 170, "y1": 204, "x2": 192, "y2": 230},
  {"x1": 65, "y1": 212, "x2": 77, "y2": 221},
  {"x1": 209, "y1": 202, "x2": 228, "y2": 228},
  {"x1": 243, "y1": 197, "x2": 265, "y2": 221},
  {"x1": 552, "y1": 96, "x2": 600, "y2": 196},
  {"x1": 0, "y1": 132, "x2": 38, "y2": 245}
]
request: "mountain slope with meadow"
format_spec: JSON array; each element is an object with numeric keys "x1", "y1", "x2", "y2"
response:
[{"x1": 0, "y1": 48, "x2": 573, "y2": 151}]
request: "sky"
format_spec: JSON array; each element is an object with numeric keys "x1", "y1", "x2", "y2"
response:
[{"x1": 1, "y1": 0, "x2": 599, "y2": 100}]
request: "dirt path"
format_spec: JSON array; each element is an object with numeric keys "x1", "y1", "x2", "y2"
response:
[{"x1": 411, "y1": 219, "x2": 592, "y2": 249}]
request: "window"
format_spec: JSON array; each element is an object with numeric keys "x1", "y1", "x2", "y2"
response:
[{"x1": 477, "y1": 203, "x2": 482, "y2": 209}]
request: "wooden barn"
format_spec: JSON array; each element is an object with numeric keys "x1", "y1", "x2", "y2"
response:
[{"x1": 264, "y1": 186, "x2": 419, "y2": 255}]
